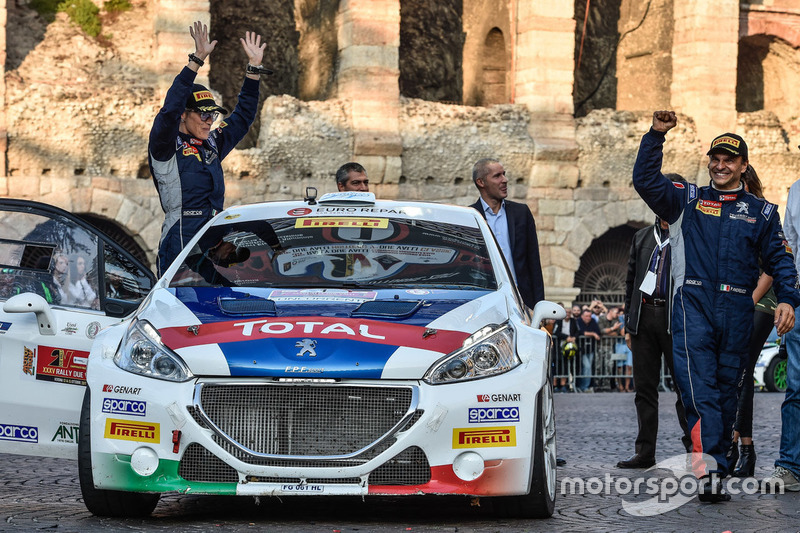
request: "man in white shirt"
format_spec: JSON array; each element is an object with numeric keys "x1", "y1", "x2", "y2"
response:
[{"x1": 469, "y1": 158, "x2": 544, "y2": 309}]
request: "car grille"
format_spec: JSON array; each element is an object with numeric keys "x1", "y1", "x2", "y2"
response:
[
  {"x1": 178, "y1": 443, "x2": 431, "y2": 486},
  {"x1": 179, "y1": 443, "x2": 239, "y2": 483},
  {"x1": 196, "y1": 383, "x2": 416, "y2": 463},
  {"x1": 368, "y1": 446, "x2": 431, "y2": 485}
]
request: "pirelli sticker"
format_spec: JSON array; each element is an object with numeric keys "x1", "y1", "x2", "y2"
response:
[
  {"x1": 104, "y1": 419, "x2": 160, "y2": 443},
  {"x1": 193, "y1": 90, "x2": 214, "y2": 101},
  {"x1": 295, "y1": 217, "x2": 389, "y2": 229},
  {"x1": 696, "y1": 199, "x2": 722, "y2": 217},
  {"x1": 711, "y1": 136, "x2": 741, "y2": 149},
  {"x1": 453, "y1": 426, "x2": 516, "y2": 448}
]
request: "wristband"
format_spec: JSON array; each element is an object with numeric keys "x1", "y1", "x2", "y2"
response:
[
  {"x1": 246, "y1": 64, "x2": 274, "y2": 76},
  {"x1": 188, "y1": 53, "x2": 205, "y2": 67}
]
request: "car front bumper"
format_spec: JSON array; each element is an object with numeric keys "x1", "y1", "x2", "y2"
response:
[{"x1": 87, "y1": 355, "x2": 543, "y2": 498}]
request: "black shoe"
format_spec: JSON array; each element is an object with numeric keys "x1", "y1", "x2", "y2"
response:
[
  {"x1": 726, "y1": 442, "x2": 739, "y2": 475},
  {"x1": 698, "y1": 474, "x2": 731, "y2": 502},
  {"x1": 733, "y1": 444, "x2": 756, "y2": 477},
  {"x1": 616, "y1": 454, "x2": 656, "y2": 469},
  {"x1": 556, "y1": 457, "x2": 566, "y2": 466}
]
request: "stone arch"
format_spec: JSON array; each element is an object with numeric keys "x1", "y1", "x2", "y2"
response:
[
  {"x1": 573, "y1": 0, "x2": 620, "y2": 117},
  {"x1": 478, "y1": 27, "x2": 507, "y2": 106},
  {"x1": 209, "y1": 0, "x2": 299, "y2": 149},
  {"x1": 736, "y1": 34, "x2": 800, "y2": 128},
  {"x1": 399, "y1": 0, "x2": 463, "y2": 103},
  {"x1": 572, "y1": 224, "x2": 641, "y2": 306}
]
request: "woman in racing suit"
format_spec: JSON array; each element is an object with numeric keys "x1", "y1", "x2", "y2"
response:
[{"x1": 149, "y1": 20, "x2": 269, "y2": 276}]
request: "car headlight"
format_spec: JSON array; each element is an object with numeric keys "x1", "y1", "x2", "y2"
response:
[
  {"x1": 114, "y1": 319, "x2": 193, "y2": 382},
  {"x1": 423, "y1": 324, "x2": 519, "y2": 384}
]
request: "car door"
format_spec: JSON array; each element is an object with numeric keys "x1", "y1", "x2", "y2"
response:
[{"x1": 0, "y1": 200, "x2": 155, "y2": 459}]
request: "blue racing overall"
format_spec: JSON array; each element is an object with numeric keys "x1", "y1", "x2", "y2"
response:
[
  {"x1": 149, "y1": 67, "x2": 259, "y2": 275},
  {"x1": 633, "y1": 128, "x2": 800, "y2": 476}
]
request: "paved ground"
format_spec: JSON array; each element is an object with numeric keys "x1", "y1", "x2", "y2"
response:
[{"x1": 2, "y1": 392, "x2": 799, "y2": 532}]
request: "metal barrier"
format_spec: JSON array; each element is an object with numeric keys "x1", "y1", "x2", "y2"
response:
[{"x1": 551, "y1": 336, "x2": 675, "y2": 392}]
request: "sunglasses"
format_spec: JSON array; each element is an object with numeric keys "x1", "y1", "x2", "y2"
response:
[{"x1": 190, "y1": 110, "x2": 219, "y2": 123}]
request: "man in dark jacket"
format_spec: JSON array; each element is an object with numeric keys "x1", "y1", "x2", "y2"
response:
[
  {"x1": 470, "y1": 158, "x2": 545, "y2": 309},
  {"x1": 617, "y1": 210, "x2": 691, "y2": 469},
  {"x1": 149, "y1": 21, "x2": 270, "y2": 276}
]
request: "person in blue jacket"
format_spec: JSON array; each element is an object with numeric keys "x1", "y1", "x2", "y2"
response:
[
  {"x1": 632, "y1": 110, "x2": 800, "y2": 502},
  {"x1": 149, "y1": 20, "x2": 270, "y2": 276}
]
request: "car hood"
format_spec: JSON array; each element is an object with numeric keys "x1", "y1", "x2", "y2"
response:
[{"x1": 137, "y1": 286, "x2": 512, "y2": 379}]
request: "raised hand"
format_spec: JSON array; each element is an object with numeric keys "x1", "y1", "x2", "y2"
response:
[
  {"x1": 652, "y1": 110, "x2": 677, "y2": 133},
  {"x1": 240, "y1": 31, "x2": 267, "y2": 66},
  {"x1": 189, "y1": 20, "x2": 217, "y2": 61}
]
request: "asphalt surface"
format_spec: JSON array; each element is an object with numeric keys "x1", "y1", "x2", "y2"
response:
[{"x1": 2, "y1": 391, "x2": 799, "y2": 532}]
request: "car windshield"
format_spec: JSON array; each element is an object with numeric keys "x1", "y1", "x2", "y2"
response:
[{"x1": 169, "y1": 216, "x2": 497, "y2": 291}]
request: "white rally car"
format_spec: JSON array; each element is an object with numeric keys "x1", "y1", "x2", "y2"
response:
[{"x1": 1, "y1": 193, "x2": 564, "y2": 519}]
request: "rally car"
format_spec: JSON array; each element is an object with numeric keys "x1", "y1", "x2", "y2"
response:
[
  {"x1": 753, "y1": 328, "x2": 788, "y2": 393},
  {"x1": 1, "y1": 193, "x2": 564, "y2": 519}
]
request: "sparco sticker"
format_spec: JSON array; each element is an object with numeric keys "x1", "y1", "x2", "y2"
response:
[
  {"x1": 102, "y1": 398, "x2": 147, "y2": 417},
  {"x1": 468, "y1": 406, "x2": 520, "y2": 423},
  {"x1": 0, "y1": 423, "x2": 38, "y2": 443}
]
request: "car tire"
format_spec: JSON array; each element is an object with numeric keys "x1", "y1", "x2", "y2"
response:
[
  {"x1": 78, "y1": 388, "x2": 160, "y2": 517},
  {"x1": 765, "y1": 355, "x2": 788, "y2": 393},
  {"x1": 492, "y1": 381, "x2": 556, "y2": 518}
]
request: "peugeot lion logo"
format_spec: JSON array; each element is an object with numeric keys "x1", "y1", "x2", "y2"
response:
[
  {"x1": 736, "y1": 201, "x2": 749, "y2": 214},
  {"x1": 295, "y1": 339, "x2": 317, "y2": 357}
]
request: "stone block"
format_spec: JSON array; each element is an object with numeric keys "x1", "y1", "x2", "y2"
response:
[
  {"x1": 536, "y1": 215, "x2": 555, "y2": 231},
  {"x1": 354, "y1": 131, "x2": 403, "y2": 156},
  {"x1": 517, "y1": 15, "x2": 575, "y2": 34},
  {"x1": 140, "y1": 217, "x2": 162, "y2": 256},
  {"x1": 547, "y1": 265, "x2": 580, "y2": 291},
  {"x1": 374, "y1": 182, "x2": 399, "y2": 198},
  {"x1": 549, "y1": 245, "x2": 580, "y2": 271},
  {"x1": 564, "y1": 220, "x2": 594, "y2": 256},
  {"x1": 529, "y1": 161, "x2": 579, "y2": 188},
  {"x1": 538, "y1": 198, "x2": 574, "y2": 216},
  {"x1": 338, "y1": 69, "x2": 400, "y2": 100},
  {"x1": 358, "y1": 155, "x2": 386, "y2": 183},
  {"x1": 554, "y1": 214, "x2": 576, "y2": 233},
  {"x1": 574, "y1": 188, "x2": 612, "y2": 202},
  {"x1": 91, "y1": 188, "x2": 123, "y2": 218},
  {"x1": 339, "y1": 45, "x2": 399, "y2": 72},
  {"x1": 8, "y1": 175, "x2": 39, "y2": 198},
  {"x1": 384, "y1": 156, "x2": 402, "y2": 185}
]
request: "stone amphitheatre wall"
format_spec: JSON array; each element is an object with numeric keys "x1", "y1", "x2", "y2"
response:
[{"x1": 3, "y1": 0, "x2": 800, "y2": 303}]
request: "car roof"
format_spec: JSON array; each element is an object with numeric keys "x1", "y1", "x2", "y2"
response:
[{"x1": 215, "y1": 199, "x2": 484, "y2": 229}]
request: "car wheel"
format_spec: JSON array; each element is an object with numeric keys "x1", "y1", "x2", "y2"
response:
[
  {"x1": 78, "y1": 388, "x2": 160, "y2": 517},
  {"x1": 492, "y1": 381, "x2": 556, "y2": 518},
  {"x1": 765, "y1": 356, "x2": 788, "y2": 393}
]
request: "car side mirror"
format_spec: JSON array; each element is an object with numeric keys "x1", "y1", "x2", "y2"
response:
[
  {"x1": 530, "y1": 300, "x2": 566, "y2": 329},
  {"x1": 3, "y1": 293, "x2": 56, "y2": 335}
]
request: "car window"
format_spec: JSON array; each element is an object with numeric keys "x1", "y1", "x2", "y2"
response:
[
  {"x1": 104, "y1": 246, "x2": 153, "y2": 302},
  {"x1": 0, "y1": 210, "x2": 100, "y2": 309},
  {"x1": 169, "y1": 217, "x2": 497, "y2": 291}
]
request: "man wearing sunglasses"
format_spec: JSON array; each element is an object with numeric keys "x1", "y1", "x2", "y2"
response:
[{"x1": 149, "y1": 20, "x2": 272, "y2": 276}]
